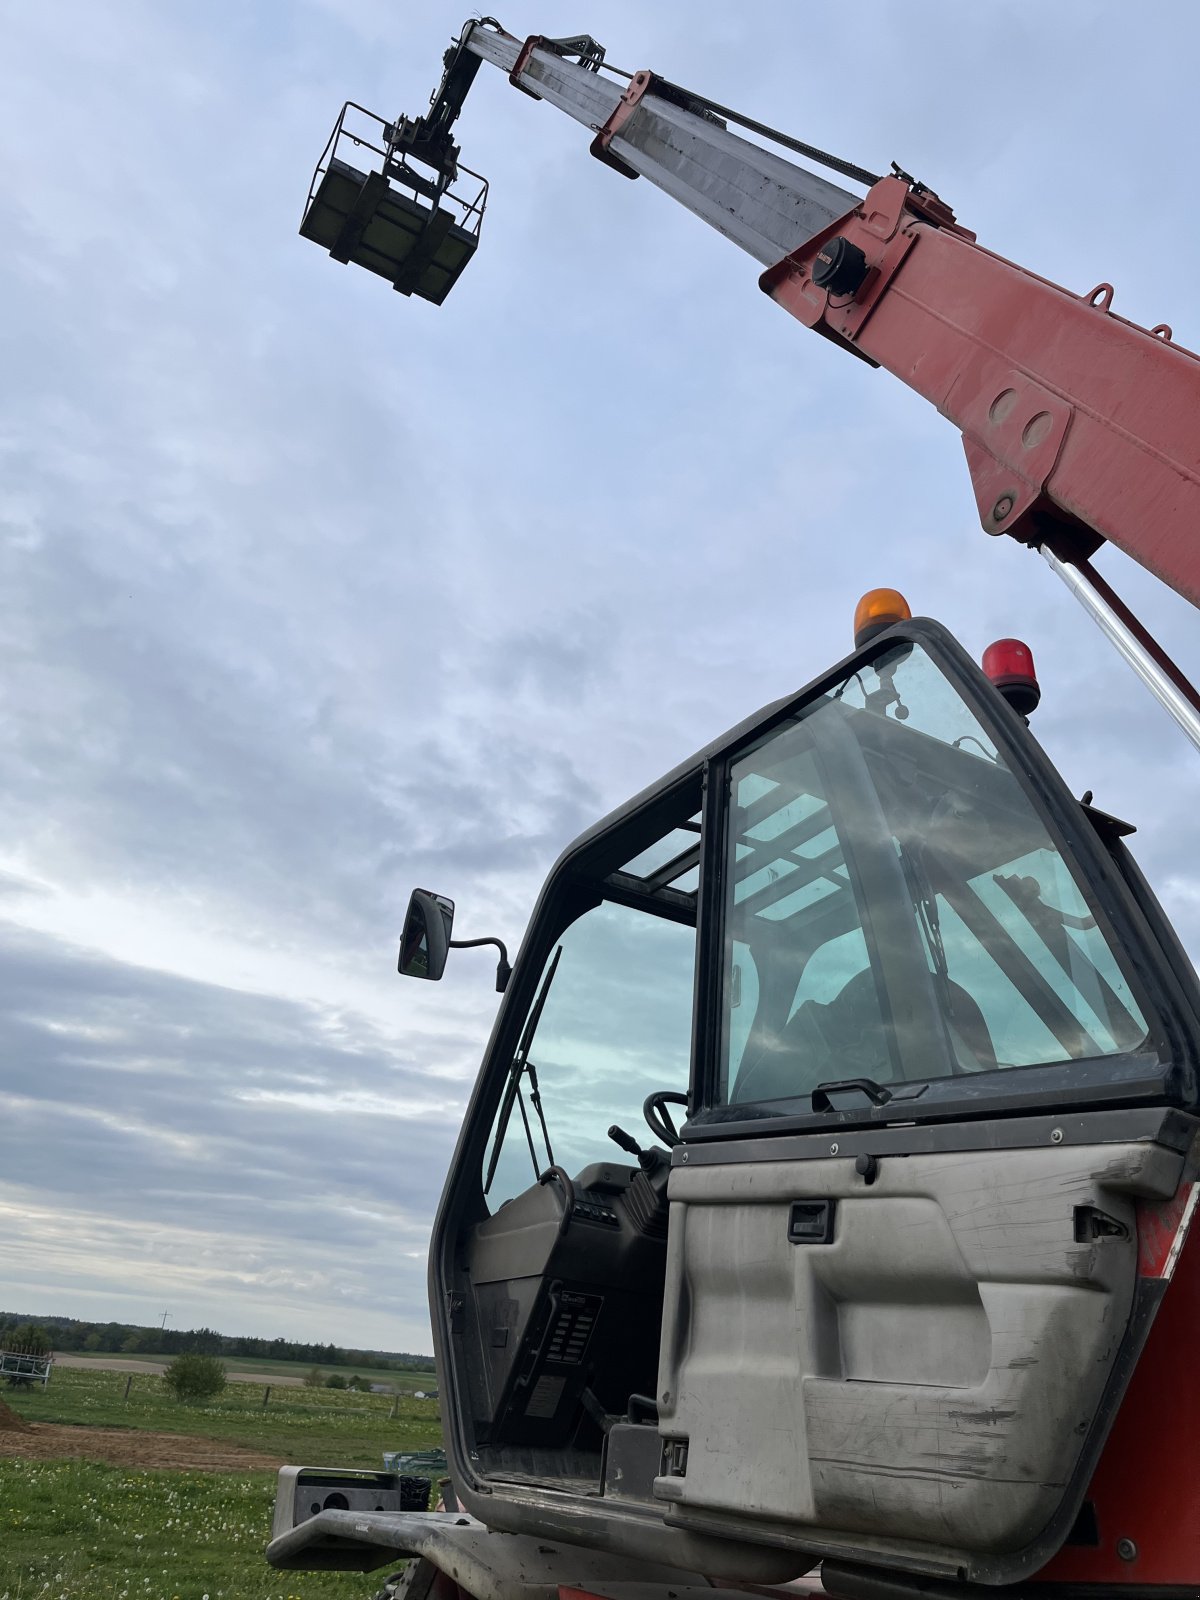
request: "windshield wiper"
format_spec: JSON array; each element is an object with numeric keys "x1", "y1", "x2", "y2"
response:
[
  {"x1": 897, "y1": 836, "x2": 991, "y2": 1075},
  {"x1": 483, "y1": 945, "x2": 562, "y2": 1195},
  {"x1": 897, "y1": 839, "x2": 951, "y2": 996}
]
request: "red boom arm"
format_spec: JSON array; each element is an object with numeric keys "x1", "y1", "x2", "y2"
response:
[{"x1": 762, "y1": 175, "x2": 1200, "y2": 607}]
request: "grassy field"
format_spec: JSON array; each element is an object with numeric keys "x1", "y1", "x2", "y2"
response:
[
  {"x1": 1, "y1": 1365, "x2": 445, "y2": 1599},
  {"x1": 0, "y1": 1458, "x2": 387, "y2": 1599},
  {"x1": 7, "y1": 1366, "x2": 441, "y2": 1463},
  {"x1": 58, "y1": 1353, "x2": 437, "y2": 1391}
]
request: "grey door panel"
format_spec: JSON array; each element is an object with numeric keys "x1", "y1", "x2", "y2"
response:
[{"x1": 655, "y1": 1143, "x2": 1179, "y2": 1563}]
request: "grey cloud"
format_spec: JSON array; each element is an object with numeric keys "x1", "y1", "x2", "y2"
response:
[
  {"x1": 0, "y1": 872, "x2": 48, "y2": 900},
  {"x1": 0, "y1": 921, "x2": 466, "y2": 1337}
]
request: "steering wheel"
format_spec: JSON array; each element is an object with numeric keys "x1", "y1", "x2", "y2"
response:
[{"x1": 643, "y1": 1090, "x2": 688, "y2": 1149}]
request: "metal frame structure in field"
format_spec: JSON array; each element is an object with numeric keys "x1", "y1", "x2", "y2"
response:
[{"x1": 0, "y1": 1349, "x2": 52, "y2": 1387}]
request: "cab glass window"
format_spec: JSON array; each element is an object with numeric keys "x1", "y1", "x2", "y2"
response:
[
  {"x1": 720, "y1": 642, "x2": 1148, "y2": 1108},
  {"x1": 485, "y1": 821, "x2": 698, "y2": 1208}
]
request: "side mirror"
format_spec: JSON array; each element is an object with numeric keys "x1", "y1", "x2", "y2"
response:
[{"x1": 398, "y1": 889, "x2": 455, "y2": 981}]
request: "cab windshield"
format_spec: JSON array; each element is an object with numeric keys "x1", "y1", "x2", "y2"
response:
[{"x1": 721, "y1": 641, "x2": 1149, "y2": 1107}]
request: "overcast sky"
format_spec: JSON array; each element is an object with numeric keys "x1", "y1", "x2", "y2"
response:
[{"x1": 2, "y1": 0, "x2": 1198, "y2": 1353}]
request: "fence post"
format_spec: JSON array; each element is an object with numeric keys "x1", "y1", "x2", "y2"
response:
[
  {"x1": 123, "y1": 1375, "x2": 133, "y2": 1402},
  {"x1": 262, "y1": 1386, "x2": 271, "y2": 1409}
]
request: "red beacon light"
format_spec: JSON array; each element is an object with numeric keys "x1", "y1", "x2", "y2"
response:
[{"x1": 982, "y1": 637, "x2": 1041, "y2": 716}]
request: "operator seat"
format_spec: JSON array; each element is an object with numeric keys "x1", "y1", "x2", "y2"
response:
[{"x1": 732, "y1": 968, "x2": 996, "y2": 1102}]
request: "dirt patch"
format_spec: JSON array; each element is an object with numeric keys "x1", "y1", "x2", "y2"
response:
[
  {"x1": 0, "y1": 1398, "x2": 32, "y2": 1432},
  {"x1": 0, "y1": 1422, "x2": 283, "y2": 1471}
]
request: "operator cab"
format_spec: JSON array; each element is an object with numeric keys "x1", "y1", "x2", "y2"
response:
[{"x1": 412, "y1": 612, "x2": 1200, "y2": 1589}]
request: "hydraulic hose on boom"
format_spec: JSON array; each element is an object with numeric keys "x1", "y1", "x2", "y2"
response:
[{"x1": 301, "y1": 18, "x2": 1200, "y2": 734}]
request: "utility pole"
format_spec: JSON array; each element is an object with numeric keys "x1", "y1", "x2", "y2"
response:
[{"x1": 159, "y1": 1311, "x2": 170, "y2": 1332}]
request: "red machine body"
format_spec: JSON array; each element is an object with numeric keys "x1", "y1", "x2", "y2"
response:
[
  {"x1": 1035, "y1": 1189, "x2": 1200, "y2": 1588},
  {"x1": 762, "y1": 173, "x2": 1200, "y2": 608},
  {"x1": 753, "y1": 152, "x2": 1200, "y2": 1598}
]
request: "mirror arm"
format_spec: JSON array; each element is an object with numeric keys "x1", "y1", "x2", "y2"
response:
[{"x1": 449, "y1": 935, "x2": 512, "y2": 992}]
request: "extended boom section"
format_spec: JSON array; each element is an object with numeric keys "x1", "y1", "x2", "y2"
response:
[{"x1": 461, "y1": 27, "x2": 860, "y2": 261}]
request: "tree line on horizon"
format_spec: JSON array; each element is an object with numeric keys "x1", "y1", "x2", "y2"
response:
[{"x1": 0, "y1": 1312, "x2": 435, "y2": 1372}]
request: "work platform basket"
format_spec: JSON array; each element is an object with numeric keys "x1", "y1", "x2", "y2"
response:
[{"x1": 300, "y1": 103, "x2": 487, "y2": 304}]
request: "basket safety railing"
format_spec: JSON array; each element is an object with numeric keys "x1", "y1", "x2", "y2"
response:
[{"x1": 304, "y1": 102, "x2": 488, "y2": 239}]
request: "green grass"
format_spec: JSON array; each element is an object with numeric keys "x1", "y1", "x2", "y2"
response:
[
  {"x1": 0, "y1": 1366, "x2": 446, "y2": 1598},
  {"x1": 0, "y1": 1457, "x2": 378, "y2": 1599},
  {"x1": 6, "y1": 1367, "x2": 441, "y2": 1464},
  {"x1": 59, "y1": 1354, "x2": 436, "y2": 1391}
]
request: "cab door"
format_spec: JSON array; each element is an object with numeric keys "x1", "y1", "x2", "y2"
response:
[{"x1": 657, "y1": 621, "x2": 1200, "y2": 1586}]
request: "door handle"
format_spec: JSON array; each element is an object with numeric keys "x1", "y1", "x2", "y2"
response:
[
  {"x1": 811, "y1": 1077, "x2": 892, "y2": 1112},
  {"x1": 788, "y1": 1199, "x2": 836, "y2": 1244}
]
